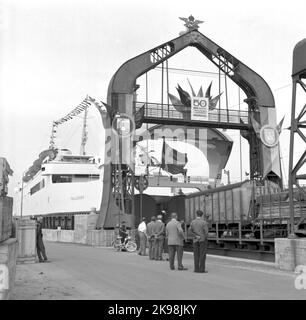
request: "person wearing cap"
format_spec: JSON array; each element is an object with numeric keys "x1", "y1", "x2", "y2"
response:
[
  {"x1": 161, "y1": 209, "x2": 169, "y2": 222},
  {"x1": 189, "y1": 210, "x2": 209, "y2": 273},
  {"x1": 138, "y1": 217, "x2": 147, "y2": 256},
  {"x1": 153, "y1": 215, "x2": 165, "y2": 260},
  {"x1": 119, "y1": 221, "x2": 128, "y2": 244},
  {"x1": 89, "y1": 207, "x2": 97, "y2": 215},
  {"x1": 146, "y1": 216, "x2": 156, "y2": 260}
]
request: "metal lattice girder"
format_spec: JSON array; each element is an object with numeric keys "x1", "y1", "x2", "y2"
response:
[
  {"x1": 292, "y1": 150, "x2": 306, "y2": 178},
  {"x1": 288, "y1": 38, "x2": 306, "y2": 234}
]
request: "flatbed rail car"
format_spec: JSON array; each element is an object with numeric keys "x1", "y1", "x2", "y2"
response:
[
  {"x1": 256, "y1": 188, "x2": 306, "y2": 237},
  {"x1": 167, "y1": 180, "x2": 280, "y2": 252}
]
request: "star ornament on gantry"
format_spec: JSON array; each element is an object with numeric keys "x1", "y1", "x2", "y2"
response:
[
  {"x1": 168, "y1": 79, "x2": 223, "y2": 120},
  {"x1": 179, "y1": 15, "x2": 203, "y2": 34}
]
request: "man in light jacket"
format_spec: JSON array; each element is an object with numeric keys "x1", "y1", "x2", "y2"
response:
[{"x1": 165, "y1": 212, "x2": 187, "y2": 270}]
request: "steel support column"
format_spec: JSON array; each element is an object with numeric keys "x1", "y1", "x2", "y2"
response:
[{"x1": 288, "y1": 38, "x2": 306, "y2": 236}]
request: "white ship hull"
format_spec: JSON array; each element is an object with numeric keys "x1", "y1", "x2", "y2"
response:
[{"x1": 14, "y1": 151, "x2": 103, "y2": 217}]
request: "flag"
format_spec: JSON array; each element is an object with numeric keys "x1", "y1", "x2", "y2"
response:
[
  {"x1": 135, "y1": 104, "x2": 145, "y2": 129},
  {"x1": 53, "y1": 95, "x2": 92, "y2": 125},
  {"x1": 161, "y1": 138, "x2": 188, "y2": 175}
]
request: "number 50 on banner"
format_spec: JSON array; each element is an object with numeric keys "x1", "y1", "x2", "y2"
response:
[{"x1": 191, "y1": 97, "x2": 209, "y2": 121}]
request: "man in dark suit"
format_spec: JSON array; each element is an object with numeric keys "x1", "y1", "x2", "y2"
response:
[
  {"x1": 189, "y1": 210, "x2": 209, "y2": 273},
  {"x1": 153, "y1": 215, "x2": 165, "y2": 260},
  {"x1": 161, "y1": 210, "x2": 169, "y2": 261},
  {"x1": 146, "y1": 216, "x2": 156, "y2": 260},
  {"x1": 165, "y1": 212, "x2": 187, "y2": 270},
  {"x1": 36, "y1": 217, "x2": 49, "y2": 263}
]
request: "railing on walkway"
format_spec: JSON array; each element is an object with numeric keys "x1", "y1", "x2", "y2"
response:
[{"x1": 135, "y1": 102, "x2": 249, "y2": 126}]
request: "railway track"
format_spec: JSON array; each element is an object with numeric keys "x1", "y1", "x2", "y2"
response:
[{"x1": 184, "y1": 243, "x2": 275, "y2": 262}]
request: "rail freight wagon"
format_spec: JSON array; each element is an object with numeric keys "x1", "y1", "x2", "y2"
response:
[
  {"x1": 167, "y1": 180, "x2": 280, "y2": 252},
  {"x1": 168, "y1": 180, "x2": 279, "y2": 224}
]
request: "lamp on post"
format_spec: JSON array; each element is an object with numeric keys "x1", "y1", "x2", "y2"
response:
[
  {"x1": 135, "y1": 175, "x2": 148, "y2": 225},
  {"x1": 20, "y1": 171, "x2": 26, "y2": 218},
  {"x1": 112, "y1": 113, "x2": 134, "y2": 226},
  {"x1": 224, "y1": 169, "x2": 231, "y2": 185},
  {"x1": 139, "y1": 175, "x2": 144, "y2": 222},
  {"x1": 245, "y1": 172, "x2": 250, "y2": 180}
]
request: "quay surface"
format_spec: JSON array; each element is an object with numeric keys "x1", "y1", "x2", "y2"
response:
[{"x1": 11, "y1": 242, "x2": 306, "y2": 300}]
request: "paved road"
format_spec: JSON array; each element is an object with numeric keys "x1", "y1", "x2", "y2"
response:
[{"x1": 12, "y1": 242, "x2": 306, "y2": 300}]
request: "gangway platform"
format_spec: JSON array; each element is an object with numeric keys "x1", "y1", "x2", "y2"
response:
[{"x1": 135, "y1": 102, "x2": 250, "y2": 130}]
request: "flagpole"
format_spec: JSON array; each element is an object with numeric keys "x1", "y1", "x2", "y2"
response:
[
  {"x1": 238, "y1": 88, "x2": 242, "y2": 181},
  {"x1": 157, "y1": 162, "x2": 162, "y2": 186},
  {"x1": 158, "y1": 137, "x2": 165, "y2": 186}
]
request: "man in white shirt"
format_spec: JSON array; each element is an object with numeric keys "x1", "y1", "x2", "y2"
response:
[{"x1": 138, "y1": 217, "x2": 147, "y2": 256}]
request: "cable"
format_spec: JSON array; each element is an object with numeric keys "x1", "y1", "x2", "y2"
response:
[
  {"x1": 274, "y1": 84, "x2": 291, "y2": 92},
  {"x1": 145, "y1": 71, "x2": 149, "y2": 175},
  {"x1": 238, "y1": 87, "x2": 243, "y2": 182},
  {"x1": 218, "y1": 57, "x2": 221, "y2": 121},
  {"x1": 166, "y1": 59, "x2": 170, "y2": 108},
  {"x1": 87, "y1": 125, "x2": 100, "y2": 154},
  {"x1": 228, "y1": 83, "x2": 291, "y2": 109},
  {"x1": 74, "y1": 115, "x2": 95, "y2": 119},
  {"x1": 154, "y1": 66, "x2": 223, "y2": 77},
  {"x1": 280, "y1": 146, "x2": 288, "y2": 189},
  {"x1": 155, "y1": 67, "x2": 291, "y2": 112},
  {"x1": 161, "y1": 61, "x2": 164, "y2": 109},
  {"x1": 224, "y1": 70, "x2": 229, "y2": 122},
  {"x1": 60, "y1": 119, "x2": 82, "y2": 148}
]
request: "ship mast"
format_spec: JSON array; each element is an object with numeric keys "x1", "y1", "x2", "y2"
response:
[
  {"x1": 80, "y1": 107, "x2": 88, "y2": 155},
  {"x1": 49, "y1": 121, "x2": 57, "y2": 150},
  {"x1": 48, "y1": 96, "x2": 91, "y2": 153}
]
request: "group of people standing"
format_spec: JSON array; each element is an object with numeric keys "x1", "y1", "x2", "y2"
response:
[
  {"x1": 34, "y1": 208, "x2": 208, "y2": 273},
  {"x1": 136, "y1": 209, "x2": 209, "y2": 273},
  {"x1": 138, "y1": 214, "x2": 166, "y2": 260}
]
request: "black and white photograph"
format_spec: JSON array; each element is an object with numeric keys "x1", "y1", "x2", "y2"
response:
[{"x1": 1, "y1": 0, "x2": 306, "y2": 307}]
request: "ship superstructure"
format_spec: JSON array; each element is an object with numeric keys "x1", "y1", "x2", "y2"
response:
[{"x1": 14, "y1": 149, "x2": 103, "y2": 217}]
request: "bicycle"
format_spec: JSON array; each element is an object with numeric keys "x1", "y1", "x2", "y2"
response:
[{"x1": 111, "y1": 235, "x2": 137, "y2": 252}]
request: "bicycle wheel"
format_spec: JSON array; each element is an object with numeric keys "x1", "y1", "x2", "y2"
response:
[
  {"x1": 112, "y1": 241, "x2": 120, "y2": 251},
  {"x1": 126, "y1": 241, "x2": 137, "y2": 252}
]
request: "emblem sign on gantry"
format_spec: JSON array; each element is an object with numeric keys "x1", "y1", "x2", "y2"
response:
[{"x1": 191, "y1": 97, "x2": 209, "y2": 121}]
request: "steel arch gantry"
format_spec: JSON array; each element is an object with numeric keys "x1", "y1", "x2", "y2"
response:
[{"x1": 96, "y1": 20, "x2": 282, "y2": 229}]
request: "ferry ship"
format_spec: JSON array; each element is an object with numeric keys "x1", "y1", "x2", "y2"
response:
[
  {"x1": 13, "y1": 96, "x2": 105, "y2": 225},
  {"x1": 14, "y1": 149, "x2": 103, "y2": 219}
]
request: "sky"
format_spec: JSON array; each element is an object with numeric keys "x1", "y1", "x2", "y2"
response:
[{"x1": 1, "y1": 0, "x2": 306, "y2": 195}]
